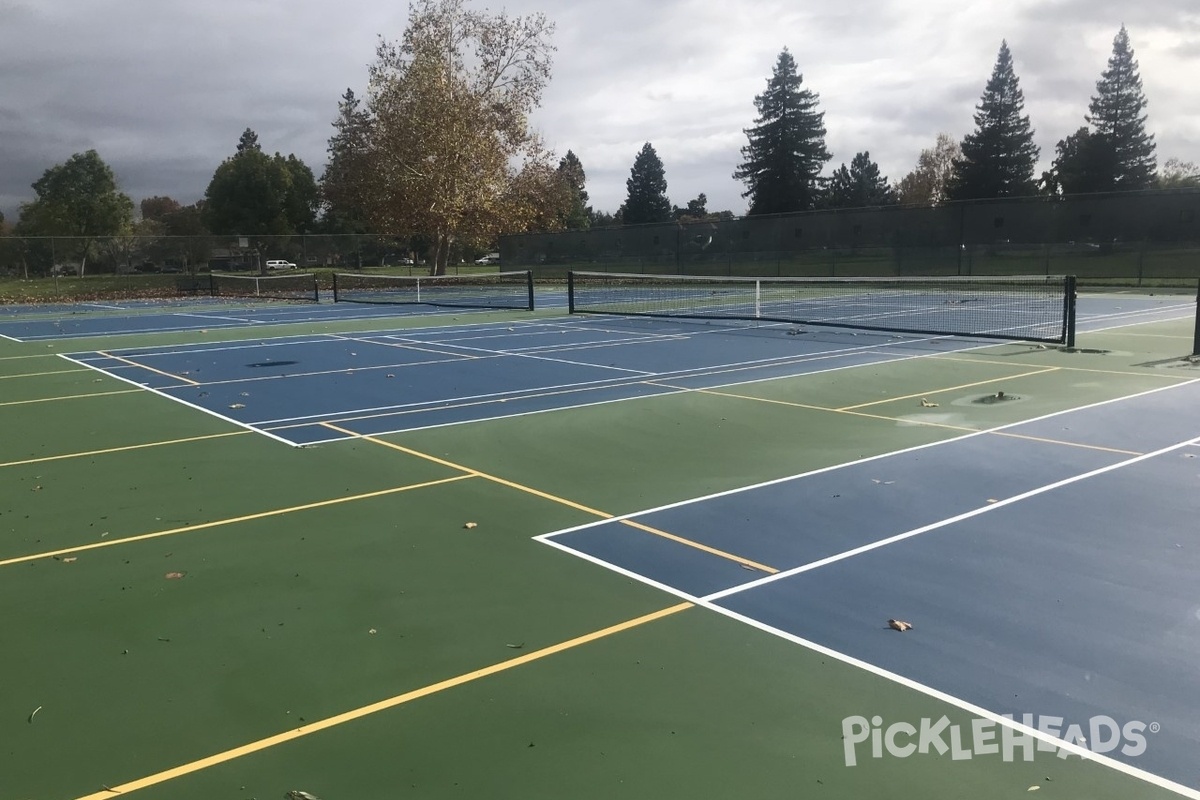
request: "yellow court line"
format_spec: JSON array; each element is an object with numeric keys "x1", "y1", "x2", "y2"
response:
[
  {"x1": 931, "y1": 354, "x2": 1191, "y2": 380},
  {"x1": 0, "y1": 353, "x2": 63, "y2": 361},
  {"x1": 0, "y1": 389, "x2": 142, "y2": 408},
  {"x1": 0, "y1": 431, "x2": 248, "y2": 469},
  {"x1": 838, "y1": 367, "x2": 1060, "y2": 411},
  {"x1": 74, "y1": 601, "x2": 692, "y2": 800},
  {"x1": 97, "y1": 350, "x2": 200, "y2": 386},
  {"x1": 320, "y1": 423, "x2": 779, "y2": 572},
  {"x1": 0, "y1": 475, "x2": 474, "y2": 568},
  {"x1": 687, "y1": 387, "x2": 1143, "y2": 456},
  {"x1": 621, "y1": 519, "x2": 778, "y2": 573},
  {"x1": 682, "y1": 386, "x2": 978, "y2": 433},
  {"x1": 993, "y1": 431, "x2": 1143, "y2": 456},
  {"x1": 321, "y1": 423, "x2": 614, "y2": 518},
  {"x1": 0, "y1": 368, "x2": 89, "y2": 380}
]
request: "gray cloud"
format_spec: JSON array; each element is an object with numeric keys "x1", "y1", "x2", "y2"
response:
[{"x1": 1, "y1": 0, "x2": 1197, "y2": 222}]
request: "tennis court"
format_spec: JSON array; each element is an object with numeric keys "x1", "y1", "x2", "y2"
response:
[{"x1": 2, "y1": 273, "x2": 1198, "y2": 800}]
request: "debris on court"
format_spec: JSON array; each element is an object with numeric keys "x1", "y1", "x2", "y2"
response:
[
  {"x1": 368, "y1": 628, "x2": 377, "y2": 635},
  {"x1": 28, "y1": 705, "x2": 41, "y2": 723},
  {"x1": 54, "y1": 556, "x2": 77, "y2": 563},
  {"x1": 229, "y1": 403, "x2": 246, "y2": 409},
  {"x1": 165, "y1": 571, "x2": 185, "y2": 579},
  {"x1": 920, "y1": 398, "x2": 939, "y2": 407},
  {"x1": 887, "y1": 619, "x2": 913, "y2": 632},
  {"x1": 506, "y1": 642, "x2": 524, "y2": 649},
  {"x1": 463, "y1": 522, "x2": 478, "y2": 529},
  {"x1": 286, "y1": 792, "x2": 322, "y2": 800},
  {"x1": 976, "y1": 390, "x2": 1020, "y2": 405}
]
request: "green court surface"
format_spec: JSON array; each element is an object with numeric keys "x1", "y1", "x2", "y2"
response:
[{"x1": 1, "y1": 293, "x2": 1198, "y2": 800}]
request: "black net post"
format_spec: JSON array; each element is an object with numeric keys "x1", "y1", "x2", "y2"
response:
[
  {"x1": 1193, "y1": 278, "x2": 1200, "y2": 356},
  {"x1": 525, "y1": 270, "x2": 535, "y2": 310},
  {"x1": 567, "y1": 271, "x2": 576, "y2": 314},
  {"x1": 208, "y1": 273, "x2": 217, "y2": 297},
  {"x1": 332, "y1": 272, "x2": 340, "y2": 303},
  {"x1": 1065, "y1": 275, "x2": 1077, "y2": 349}
]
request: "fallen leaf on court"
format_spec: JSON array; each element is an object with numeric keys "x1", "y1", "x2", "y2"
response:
[
  {"x1": 506, "y1": 642, "x2": 524, "y2": 649},
  {"x1": 239, "y1": 392, "x2": 250, "y2": 397},
  {"x1": 229, "y1": 403, "x2": 245, "y2": 409},
  {"x1": 1027, "y1": 786, "x2": 1040, "y2": 792},
  {"x1": 463, "y1": 522, "x2": 478, "y2": 529},
  {"x1": 165, "y1": 572, "x2": 185, "y2": 579},
  {"x1": 987, "y1": 498, "x2": 998, "y2": 504},
  {"x1": 286, "y1": 792, "x2": 322, "y2": 800},
  {"x1": 888, "y1": 619, "x2": 913, "y2": 632},
  {"x1": 368, "y1": 628, "x2": 377, "y2": 635},
  {"x1": 93, "y1": 378, "x2": 103, "y2": 383},
  {"x1": 920, "y1": 398, "x2": 939, "y2": 407},
  {"x1": 28, "y1": 705, "x2": 42, "y2": 723},
  {"x1": 60, "y1": 557, "x2": 77, "y2": 563},
  {"x1": 386, "y1": 374, "x2": 395, "y2": 378}
]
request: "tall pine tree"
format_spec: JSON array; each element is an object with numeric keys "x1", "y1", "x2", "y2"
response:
[
  {"x1": 822, "y1": 152, "x2": 896, "y2": 208},
  {"x1": 734, "y1": 49, "x2": 830, "y2": 215},
  {"x1": 947, "y1": 41, "x2": 1039, "y2": 200},
  {"x1": 556, "y1": 150, "x2": 590, "y2": 229},
  {"x1": 1087, "y1": 25, "x2": 1156, "y2": 190},
  {"x1": 621, "y1": 143, "x2": 671, "y2": 225},
  {"x1": 321, "y1": 88, "x2": 374, "y2": 234}
]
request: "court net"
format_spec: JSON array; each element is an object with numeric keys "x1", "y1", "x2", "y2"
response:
[
  {"x1": 209, "y1": 273, "x2": 319, "y2": 302},
  {"x1": 332, "y1": 271, "x2": 535, "y2": 311},
  {"x1": 568, "y1": 271, "x2": 1077, "y2": 345}
]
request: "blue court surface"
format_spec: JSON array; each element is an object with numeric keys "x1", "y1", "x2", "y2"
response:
[
  {"x1": 539, "y1": 379, "x2": 1200, "y2": 791},
  {"x1": 49, "y1": 292, "x2": 1195, "y2": 448},
  {"x1": 0, "y1": 290, "x2": 569, "y2": 341}
]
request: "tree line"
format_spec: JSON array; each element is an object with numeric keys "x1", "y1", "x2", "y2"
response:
[{"x1": 3, "y1": 5, "x2": 1198, "y2": 277}]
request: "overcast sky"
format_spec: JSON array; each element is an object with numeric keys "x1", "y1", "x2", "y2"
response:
[{"x1": 1, "y1": 0, "x2": 1197, "y2": 222}]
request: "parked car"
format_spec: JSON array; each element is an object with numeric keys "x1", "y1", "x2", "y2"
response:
[
  {"x1": 475, "y1": 253, "x2": 500, "y2": 265},
  {"x1": 266, "y1": 260, "x2": 297, "y2": 270}
]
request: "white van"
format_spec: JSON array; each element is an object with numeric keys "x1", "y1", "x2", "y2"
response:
[{"x1": 266, "y1": 260, "x2": 297, "y2": 270}]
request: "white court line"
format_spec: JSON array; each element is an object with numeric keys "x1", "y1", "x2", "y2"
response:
[
  {"x1": 255, "y1": 335, "x2": 937, "y2": 427},
  {"x1": 282, "y1": 338, "x2": 1007, "y2": 443},
  {"x1": 172, "y1": 311, "x2": 263, "y2": 323},
  {"x1": 258, "y1": 306, "x2": 1194, "y2": 441},
  {"x1": 704, "y1": 434, "x2": 1200, "y2": 602},
  {"x1": 382, "y1": 333, "x2": 658, "y2": 375},
  {"x1": 534, "y1": 378, "x2": 1200, "y2": 546},
  {"x1": 54, "y1": 353, "x2": 297, "y2": 447},
  {"x1": 534, "y1": 533, "x2": 1200, "y2": 798}
]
